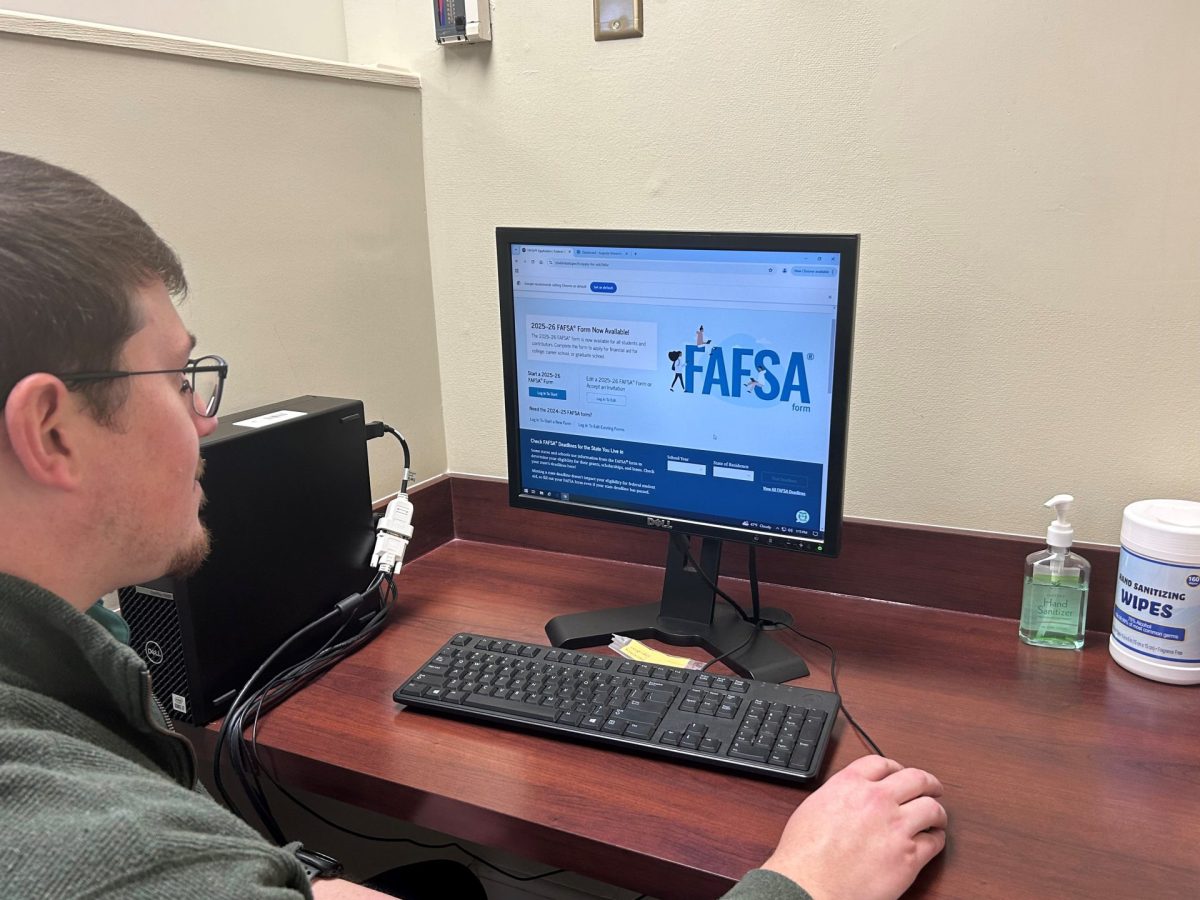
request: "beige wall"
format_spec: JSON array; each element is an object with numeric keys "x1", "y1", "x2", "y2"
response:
[
  {"x1": 349, "y1": 1, "x2": 1200, "y2": 545},
  {"x1": 2, "y1": 1, "x2": 349, "y2": 59},
  {"x1": 0, "y1": 31, "x2": 445, "y2": 499}
]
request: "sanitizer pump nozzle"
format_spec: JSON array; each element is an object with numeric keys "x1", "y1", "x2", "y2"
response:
[{"x1": 1044, "y1": 494, "x2": 1074, "y2": 575}]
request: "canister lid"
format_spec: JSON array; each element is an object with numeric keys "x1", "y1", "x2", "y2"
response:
[{"x1": 1122, "y1": 499, "x2": 1200, "y2": 563}]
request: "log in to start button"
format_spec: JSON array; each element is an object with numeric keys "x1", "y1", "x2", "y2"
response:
[{"x1": 529, "y1": 387, "x2": 567, "y2": 399}]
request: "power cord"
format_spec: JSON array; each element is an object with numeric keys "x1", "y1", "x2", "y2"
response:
[
  {"x1": 213, "y1": 421, "x2": 415, "y2": 847},
  {"x1": 671, "y1": 534, "x2": 884, "y2": 757},
  {"x1": 246, "y1": 720, "x2": 568, "y2": 885},
  {"x1": 212, "y1": 573, "x2": 391, "y2": 843}
]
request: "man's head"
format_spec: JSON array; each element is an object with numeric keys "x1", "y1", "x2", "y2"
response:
[
  {"x1": 0, "y1": 152, "x2": 220, "y2": 608},
  {"x1": 0, "y1": 151, "x2": 188, "y2": 422}
]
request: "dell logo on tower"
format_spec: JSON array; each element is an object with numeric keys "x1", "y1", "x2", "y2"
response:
[{"x1": 144, "y1": 641, "x2": 164, "y2": 666}]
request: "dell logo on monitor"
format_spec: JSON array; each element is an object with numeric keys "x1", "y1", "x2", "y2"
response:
[{"x1": 646, "y1": 517, "x2": 672, "y2": 529}]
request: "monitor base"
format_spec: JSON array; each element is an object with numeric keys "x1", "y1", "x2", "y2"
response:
[{"x1": 546, "y1": 601, "x2": 810, "y2": 684}]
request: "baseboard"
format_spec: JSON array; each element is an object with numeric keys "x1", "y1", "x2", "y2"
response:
[{"x1": 403, "y1": 475, "x2": 1119, "y2": 632}]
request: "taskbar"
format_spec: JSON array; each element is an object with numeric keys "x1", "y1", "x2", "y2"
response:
[{"x1": 517, "y1": 486, "x2": 825, "y2": 544}]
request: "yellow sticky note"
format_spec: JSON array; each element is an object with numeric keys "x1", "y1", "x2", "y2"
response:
[{"x1": 610, "y1": 636, "x2": 702, "y2": 670}]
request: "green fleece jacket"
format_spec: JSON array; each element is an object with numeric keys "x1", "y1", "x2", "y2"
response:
[
  {"x1": 0, "y1": 572, "x2": 811, "y2": 900},
  {"x1": 0, "y1": 572, "x2": 311, "y2": 899}
]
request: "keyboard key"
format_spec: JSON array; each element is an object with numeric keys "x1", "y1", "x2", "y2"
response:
[
  {"x1": 625, "y1": 722, "x2": 654, "y2": 739},
  {"x1": 729, "y1": 741, "x2": 770, "y2": 763},
  {"x1": 699, "y1": 737, "x2": 721, "y2": 754},
  {"x1": 626, "y1": 698, "x2": 668, "y2": 717},
  {"x1": 614, "y1": 707, "x2": 659, "y2": 726},
  {"x1": 799, "y1": 718, "x2": 824, "y2": 743},
  {"x1": 399, "y1": 683, "x2": 426, "y2": 697},
  {"x1": 789, "y1": 742, "x2": 816, "y2": 770},
  {"x1": 660, "y1": 730, "x2": 681, "y2": 746},
  {"x1": 463, "y1": 693, "x2": 558, "y2": 722}
]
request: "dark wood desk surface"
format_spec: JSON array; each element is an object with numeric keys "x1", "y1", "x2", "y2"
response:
[{"x1": 239, "y1": 539, "x2": 1199, "y2": 900}]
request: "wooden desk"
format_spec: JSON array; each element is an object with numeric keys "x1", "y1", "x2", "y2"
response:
[{"x1": 229, "y1": 539, "x2": 1199, "y2": 900}]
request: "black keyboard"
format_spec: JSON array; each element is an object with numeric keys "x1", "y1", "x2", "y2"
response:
[{"x1": 394, "y1": 633, "x2": 840, "y2": 783}]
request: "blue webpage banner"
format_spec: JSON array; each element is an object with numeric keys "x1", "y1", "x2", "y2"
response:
[{"x1": 520, "y1": 429, "x2": 825, "y2": 538}]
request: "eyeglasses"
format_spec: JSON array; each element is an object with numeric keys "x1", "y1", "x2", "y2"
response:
[{"x1": 57, "y1": 354, "x2": 228, "y2": 418}]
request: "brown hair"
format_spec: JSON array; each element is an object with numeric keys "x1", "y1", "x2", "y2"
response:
[{"x1": 0, "y1": 151, "x2": 187, "y2": 421}]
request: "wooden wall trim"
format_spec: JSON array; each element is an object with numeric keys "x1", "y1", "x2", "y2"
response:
[
  {"x1": 0, "y1": 11, "x2": 420, "y2": 87},
  {"x1": 403, "y1": 475, "x2": 1120, "y2": 632}
]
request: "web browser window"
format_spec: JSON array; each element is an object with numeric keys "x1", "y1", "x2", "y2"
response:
[{"x1": 511, "y1": 242, "x2": 843, "y2": 543}]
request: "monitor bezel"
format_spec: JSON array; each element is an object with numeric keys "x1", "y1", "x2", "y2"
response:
[{"x1": 497, "y1": 227, "x2": 858, "y2": 558}]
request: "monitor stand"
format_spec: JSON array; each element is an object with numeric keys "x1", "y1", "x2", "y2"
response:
[{"x1": 545, "y1": 534, "x2": 810, "y2": 683}]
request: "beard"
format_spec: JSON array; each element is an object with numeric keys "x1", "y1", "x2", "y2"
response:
[
  {"x1": 166, "y1": 466, "x2": 211, "y2": 578},
  {"x1": 166, "y1": 522, "x2": 212, "y2": 578}
]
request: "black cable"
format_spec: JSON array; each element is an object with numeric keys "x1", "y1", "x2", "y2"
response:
[
  {"x1": 369, "y1": 422, "x2": 411, "y2": 493},
  {"x1": 228, "y1": 572, "x2": 389, "y2": 830},
  {"x1": 251, "y1": 745, "x2": 568, "y2": 883},
  {"x1": 778, "y1": 621, "x2": 884, "y2": 757},
  {"x1": 234, "y1": 577, "x2": 568, "y2": 886},
  {"x1": 671, "y1": 532, "x2": 753, "y2": 623},
  {"x1": 230, "y1": 578, "x2": 392, "y2": 842},
  {"x1": 673, "y1": 535, "x2": 884, "y2": 756},
  {"x1": 749, "y1": 545, "x2": 762, "y2": 623},
  {"x1": 700, "y1": 628, "x2": 759, "y2": 671},
  {"x1": 213, "y1": 606, "x2": 344, "y2": 841},
  {"x1": 214, "y1": 571, "x2": 390, "y2": 842}
]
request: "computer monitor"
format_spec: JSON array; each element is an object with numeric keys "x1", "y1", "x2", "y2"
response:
[{"x1": 497, "y1": 228, "x2": 858, "y2": 682}]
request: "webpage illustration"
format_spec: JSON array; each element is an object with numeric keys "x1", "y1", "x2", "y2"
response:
[{"x1": 511, "y1": 244, "x2": 842, "y2": 542}]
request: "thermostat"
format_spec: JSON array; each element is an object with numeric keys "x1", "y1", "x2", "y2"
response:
[{"x1": 434, "y1": 0, "x2": 491, "y2": 44}]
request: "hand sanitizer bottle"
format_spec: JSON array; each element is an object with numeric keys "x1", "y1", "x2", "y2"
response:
[{"x1": 1020, "y1": 494, "x2": 1091, "y2": 649}]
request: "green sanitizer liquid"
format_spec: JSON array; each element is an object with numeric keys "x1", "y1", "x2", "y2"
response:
[{"x1": 1020, "y1": 571, "x2": 1088, "y2": 649}]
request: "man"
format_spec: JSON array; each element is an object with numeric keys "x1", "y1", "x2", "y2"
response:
[{"x1": 0, "y1": 152, "x2": 946, "y2": 899}]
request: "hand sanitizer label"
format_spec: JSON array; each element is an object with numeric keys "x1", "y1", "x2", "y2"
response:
[{"x1": 1112, "y1": 548, "x2": 1200, "y2": 663}]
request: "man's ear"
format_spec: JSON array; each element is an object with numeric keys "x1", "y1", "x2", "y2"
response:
[{"x1": 2, "y1": 374, "x2": 88, "y2": 490}]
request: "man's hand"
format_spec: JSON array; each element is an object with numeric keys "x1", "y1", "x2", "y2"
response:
[
  {"x1": 311, "y1": 879, "x2": 394, "y2": 899},
  {"x1": 761, "y1": 755, "x2": 947, "y2": 900}
]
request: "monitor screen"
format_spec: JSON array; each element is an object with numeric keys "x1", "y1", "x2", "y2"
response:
[{"x1": 498, "y1": 228, "x2": 858, "y2": 557}]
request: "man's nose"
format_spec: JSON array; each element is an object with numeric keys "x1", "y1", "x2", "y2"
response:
[{"x1": 196, "y1": 412, "x2": 219, "y2": 437}]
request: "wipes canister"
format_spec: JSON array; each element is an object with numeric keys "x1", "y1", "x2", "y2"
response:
[{"x1": 1109, "y1": 499, "x2": 1200, "y2": 684}]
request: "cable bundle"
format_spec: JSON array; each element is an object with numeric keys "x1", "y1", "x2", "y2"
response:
[{"x1": 212, "y1": 572, "x2": 395, "y2": 843}]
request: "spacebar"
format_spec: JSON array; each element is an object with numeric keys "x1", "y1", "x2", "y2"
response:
[{"x1": 462, "y1": 694, "x2": 559, "y2": 722}]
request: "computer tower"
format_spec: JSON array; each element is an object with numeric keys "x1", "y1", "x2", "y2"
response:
[{"x1": 119, "y1": 396, "x2": 377, "y2": 725}]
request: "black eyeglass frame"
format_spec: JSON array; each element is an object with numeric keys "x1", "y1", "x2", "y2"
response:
[{"x1": 56, "y1": 354, "x2": 228, "y2": 418}]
